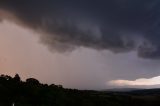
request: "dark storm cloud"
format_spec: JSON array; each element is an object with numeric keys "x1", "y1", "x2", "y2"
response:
[{"x1": 0, "y1": 0, "x2": 160, "y2": 58}]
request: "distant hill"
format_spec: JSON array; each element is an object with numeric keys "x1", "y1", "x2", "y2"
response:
[
  {"x1": 103, "y1": 88, "x2": 143, "y2": 92},
  {"x1": 0, "y1": 74, "x2": 160, "y2": 106}
]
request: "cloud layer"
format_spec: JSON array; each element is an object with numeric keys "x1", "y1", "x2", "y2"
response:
[
  {"x1": 2, "y1": 21, "x2": 160, "y2": 89},
  {"x1": 1, "y1": 0, "x2": 160, "y2": 59},
  {"x1": 108, "y1": 76, "x2": 160, "y2": 86}
]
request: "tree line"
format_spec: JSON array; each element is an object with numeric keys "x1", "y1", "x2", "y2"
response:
[{"x1": 0, "y1": 74, "x2": 160, "y2": 106}]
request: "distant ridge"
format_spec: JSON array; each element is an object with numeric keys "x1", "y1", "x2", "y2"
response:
[{"x1": 103, "y1": 88, "x2": 145, "y2": 92}]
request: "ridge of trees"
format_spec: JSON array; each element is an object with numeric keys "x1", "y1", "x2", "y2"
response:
[{"x1": 0, "y1": 74, "x2": 160, "y2": 106}]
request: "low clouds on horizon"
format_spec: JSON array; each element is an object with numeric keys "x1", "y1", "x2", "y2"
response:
[
  {"x1": 109, "y1": 76, "x2": 160, "y2": 87},
  {"x1": 1, "y1": 0, "x2": 160, "y2": 59}
]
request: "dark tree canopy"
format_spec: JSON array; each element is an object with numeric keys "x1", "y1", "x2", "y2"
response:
[
  {"x1": 13, "y1": 74, "x2": 21, "y2": 82},
  {"x1": 0, "y1": 74, "x2": 160, "y2": 106}
]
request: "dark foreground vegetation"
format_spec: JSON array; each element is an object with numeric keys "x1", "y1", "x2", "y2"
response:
[{"x1": 0, "y1": 74, "x2": 160, "y2": 106}]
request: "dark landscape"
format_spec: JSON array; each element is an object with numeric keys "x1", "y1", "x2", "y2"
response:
[
  {"x1": 1, "y1": 0, "x2": 160, "y2": 106},
  {"x1": 0, "y1": 74, "x2": 160, "y2": 106}
]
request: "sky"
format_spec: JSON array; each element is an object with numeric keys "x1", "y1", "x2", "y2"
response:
[{"x1": 1, "y1": 0, "x2": 160, "y2": 90}]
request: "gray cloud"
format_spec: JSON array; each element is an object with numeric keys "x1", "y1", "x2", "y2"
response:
[
  {"x1": 1, "y1": 0, "x2": 160, "y2": 59},
  {"x1": 1, "y1": 21, "x2": 160, "y2": 90}
]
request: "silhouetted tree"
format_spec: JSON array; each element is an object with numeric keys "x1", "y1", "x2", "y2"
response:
[
  {"x1": 26, "y1": 78, "x2": 40, "y2": 85},
  {"x1": 13, "y1": 74, "x2": 21, "y2": 82}
]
